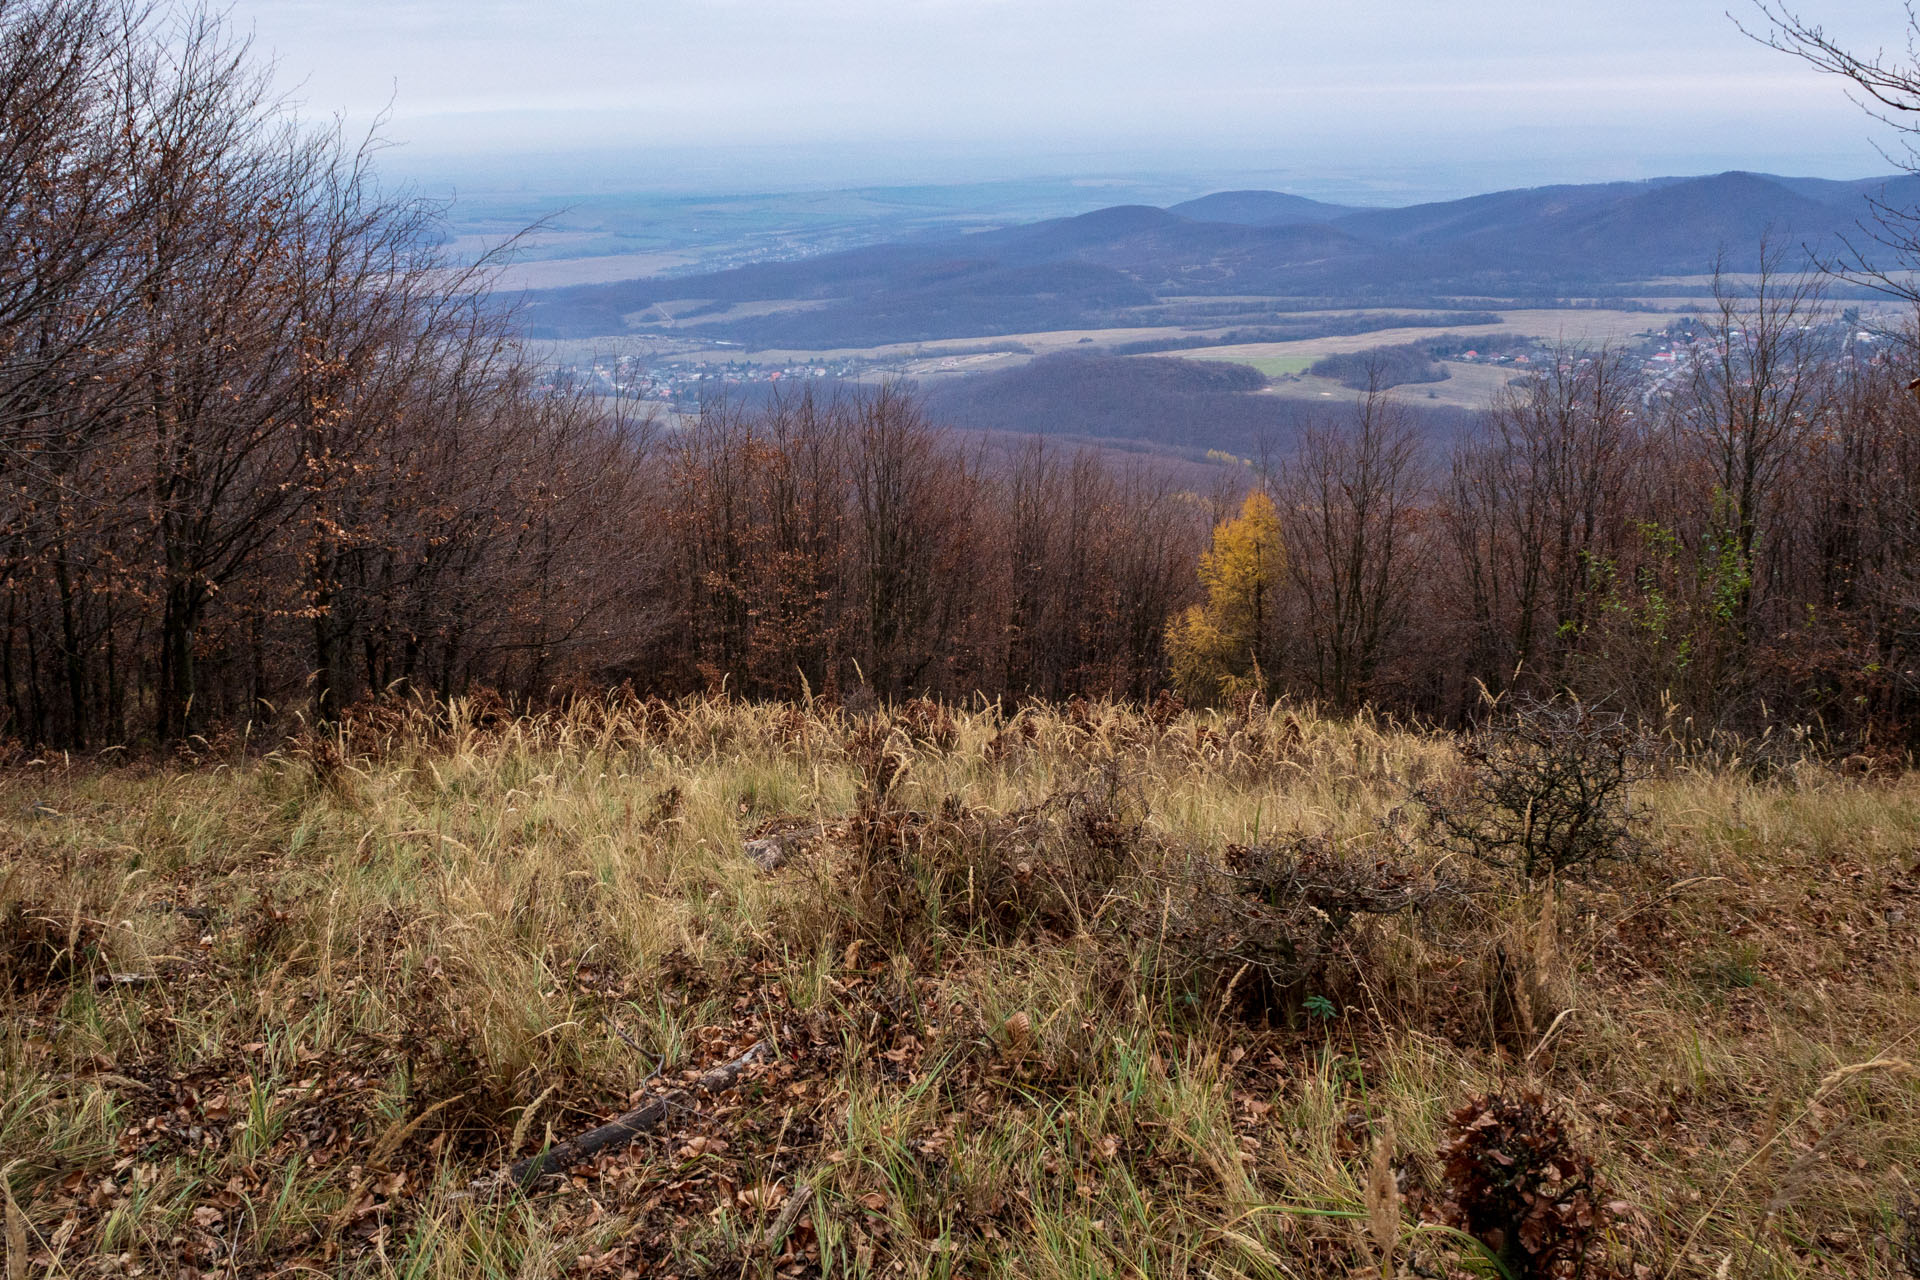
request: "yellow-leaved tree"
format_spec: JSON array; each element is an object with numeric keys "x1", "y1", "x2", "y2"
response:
[{"x1": 1167, "y1": 491, "x2": 1285, "y2": 703}]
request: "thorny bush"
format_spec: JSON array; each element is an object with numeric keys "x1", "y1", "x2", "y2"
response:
[
  {"x1": 1145, "y1": 833, "x2": 1460, "y2": 1022},
  {"x1": 832, "y1": 726, "x2": 1147, "y2": 951},
  {"x1": 1896, "y1": 1193, "x2": 1920, "y2": 1279},
  {"x1": 1411, "y1": 697, "x2": 1651, "y2": 882}
]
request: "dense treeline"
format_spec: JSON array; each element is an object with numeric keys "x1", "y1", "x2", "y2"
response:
[
  {"x1": 1200, "y1": 274, "x2": 1920, "y2": 749},
  {"x1": 925, "y1": 352, "x2": 1488, "y2": 458},
  {"x1": 5, "y1": 2, "x2": 1920, "y2": 752},
  {"x1": 1306, "y1": 342, "x2": 1450, "y2": 390},
  {"x1": 629, "y1": 386, "x2": 1205, "y2": 704},
  {"x1": 0, "y1": 0, "x2": 1210, "y2": 743},
  {"x1": 1438, "y1": 289, "x2": 1920, "y2": 747},
  {"x1": 605, "y1": 273, "x2": 1920, "y2": 750},
  {"x1": 0, "y1": 0, "x2": 646, "y2": 745},
  {"x1": 924, "y1": 352, "x2": 1487, "y2": 458}
]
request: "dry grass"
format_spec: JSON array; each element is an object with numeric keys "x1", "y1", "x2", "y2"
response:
[{"x1": 0, "y1": 694, "x2": 1916, "y2": 1278}]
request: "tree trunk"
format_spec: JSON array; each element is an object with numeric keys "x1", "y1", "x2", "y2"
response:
[
  {"x1": 53, "y1": 551, "x2": 86, "y2": 747},
  {"x1": 160, "y1": 579, "x2": 202, "y2": 741}
]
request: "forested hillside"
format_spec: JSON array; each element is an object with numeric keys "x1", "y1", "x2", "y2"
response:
[
  {"x1": 0, "y1": 0, "x2": 653, "y2": 744},
  {"x1": 2, "y1": 0, "x2": 1919, "y2": 759}
]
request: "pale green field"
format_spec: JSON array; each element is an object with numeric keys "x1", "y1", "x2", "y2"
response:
[
  {"x1": 1167, "y1": 308, "x2": 1668, "y2": 370},
  {"x1": 530, "y1": 307, "x2": 1678, "y2": 375},
  {"x1": 518, "y1": 303, "x2": 1765, "y2": 417},
  {"x1": 1251, "y1": 361, "x2": 1529, "y2": 411},
  {"x1": 1185, "y1": 352, "x2": 1315, "y2": 378},
  {"x1": 721, "y1": 307, "x2": 1674, "y2": 372},
  {"x1": 1157, "y1": 308, "x2": 1679, "y2": 410}
]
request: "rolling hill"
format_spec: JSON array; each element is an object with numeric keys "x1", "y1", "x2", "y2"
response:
[
  {"x1": 515, "y1": 171, "x2": 1906, "y2": 345},
  {"x1": 1164, "y1": 189, "x2": 1357, "y2": 225},
  {"x1": 1324, "y1": 172, "x2": 1848, "y2": 277}
]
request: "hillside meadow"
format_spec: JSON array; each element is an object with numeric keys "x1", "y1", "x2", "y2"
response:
[{"x1": 2, "y1": 694, "x2": 1917, "y2": 1279}]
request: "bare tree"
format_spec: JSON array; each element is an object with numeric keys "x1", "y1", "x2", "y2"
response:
[
  {"x1": 0, "y1": 1, "x2": 650, "y2": 743},
  {"x1": 1743, "y1": 4, "x2": 1920, "y2": 305},
  {"x1": 1677, "y1": 249, "x2": 1828, "y2": 634},
  {"x1": 1447, "y1": 345, "x2": 1639, "y2": 695},
  {"x1": 849, "y1": 383, "x2": 972, "y2": 699},
  {"x1": 1279, "y1": 386, "x2": 1429, "y2": 711}
]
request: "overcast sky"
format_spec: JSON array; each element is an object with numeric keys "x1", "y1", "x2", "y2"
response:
[{"x1": 231, "y1": 0, "x2": 1902, "y2": 195}]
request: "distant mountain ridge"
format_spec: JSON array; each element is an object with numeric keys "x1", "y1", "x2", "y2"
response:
[
  {"x1": 517, "y1": 171, "x2": 1909, "y2": 345},
  {"x1": 1164, "y1": 190, "x2": 1358, "y2": 225}
]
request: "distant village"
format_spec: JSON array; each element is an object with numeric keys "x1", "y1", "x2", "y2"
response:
[
  {"x1": 541, "y1": 350, "x2": 879, "y2": 410},
  {"x1": 1438, "y1": 312, "x2": 1890, "y2": 406}
]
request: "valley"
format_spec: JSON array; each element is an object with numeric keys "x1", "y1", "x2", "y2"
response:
[{"x1": 514, "y1": 170, "x2": 1915, "y2": 458}]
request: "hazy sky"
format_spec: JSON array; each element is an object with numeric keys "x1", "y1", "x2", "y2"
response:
[{"x1": 232, "y1": 0, "x2": 1902, "y2": 195}]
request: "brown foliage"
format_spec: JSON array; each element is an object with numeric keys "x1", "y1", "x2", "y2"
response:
[
  {"x1": 1427, "y1": 1090, "x2": 1619, "y2": 1279},
  {"x1": 0, "y1": 901, "x2": 103, "y2": 993},
  {"x1": 0, "y1": 1, "x2": 647, "y2": 748},
  {"x1": 6, "y1": 5, "x2": 1920, "y2": 766}
]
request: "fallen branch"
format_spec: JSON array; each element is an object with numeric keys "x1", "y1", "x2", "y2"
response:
[
  {"x1": 507, "y1": 1040, "x2": 770, "y2": 1187},
  {"x1": 766, "y1": 1179, "x2": 814, "y2": 1250}
]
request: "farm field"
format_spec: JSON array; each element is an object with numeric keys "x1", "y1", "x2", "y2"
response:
[
  {"x1": 757, "y1": 306, "x2": 1682, "y2": 384},
  {"x1": 704, "y1": 307, "x2": 1687, "y2": 366},
  {"x1": 533, "y1": 306, "x2": 1685, "y2": 376},
  {"x1": 1136, "y1": 307, "x2": 1734, "y2": 409},
  {"x1": 1246, "y1": 361, "x2": 1530, "y2": 411},
  {"x1": 2, "y1": 696, "x2": 1916, "y2": 1278},
  {"x1": 485, "y1": 252, "x2": 710, "y2": 292},
  {"x1": 1169, "y1": 308, "x2": 1675, "y2": 368}
]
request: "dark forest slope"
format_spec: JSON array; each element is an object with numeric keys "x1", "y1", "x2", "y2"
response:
[{"x1": 923, "y1": 353, "x2": 1479, "y2": 459}]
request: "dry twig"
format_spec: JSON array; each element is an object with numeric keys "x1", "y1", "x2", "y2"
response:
[{"x1": 507, "y1": 1040, "x2": 771, "y2": 1187}]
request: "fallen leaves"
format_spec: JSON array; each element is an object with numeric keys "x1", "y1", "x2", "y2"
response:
[{"x1": 735, "y1": 1182, "x2": 785, "y2": 1210}]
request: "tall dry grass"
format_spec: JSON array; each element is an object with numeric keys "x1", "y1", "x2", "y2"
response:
[{"x1": 0, "y1": 692, "x2": 1914, "y2": 1278}]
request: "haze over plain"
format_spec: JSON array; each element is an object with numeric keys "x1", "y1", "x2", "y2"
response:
[{"x1": 236, "y1": 0, "x2": 1889, "y2": 198}]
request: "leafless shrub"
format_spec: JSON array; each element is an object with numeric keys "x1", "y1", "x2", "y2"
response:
[
  {"x1": 332, "y1": 695, "x2": 436, "y2": 758},
  {"x1": 1411, "y1": 697, "x2": 1650, "y2": 881},
  {"x1": 290, "y1": 727, "x2": 358, "y2": 807},
  {"x1": 0, "y1": 902, "x2": 103, "y2": 992},
  {"x1": 1895, "y1": 1192, "x2": 1920, "y2": 1279},
  {"x1": 985, "y1": 711, "x2": 1038, "y2": 764},
  {"x1": 846, "y1": 715, "x2": 908, "y2": 811},
  {"x1": 896, "y1": 697, "x2": 957, "y2": 752},
  {"x1": 645, "y1": 784, "x2": 683, "y2": 831},
  {"x1": 829, "y1": 762, "x2": 1147, "y2": 954},
  {"x1": 773, "y1": 704, "x2": 819, "y2": 754},
  {"x1": 1145, "y1": 833, "x2": 1462, "y2": 1020}
]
